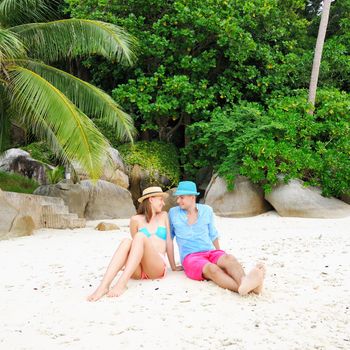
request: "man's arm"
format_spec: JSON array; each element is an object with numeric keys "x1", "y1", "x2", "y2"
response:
[
  {"x1": 208, "y1": 206, "x2": 220, "y2": 248},
  {"x1": 165, "y1": 212, "x2": 182, "y2": 271},
  {"x1": 212, "y1": 238, "x2": 220, "y2": 250}
]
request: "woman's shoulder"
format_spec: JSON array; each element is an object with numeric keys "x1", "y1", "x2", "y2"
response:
[{"x1": 130, "y1": 214, "x2": 144, "y2": 225}]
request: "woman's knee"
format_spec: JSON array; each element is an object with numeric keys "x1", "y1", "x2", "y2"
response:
[{"x1": 121, "y1": 238, "x2": 132, "y2": 244}]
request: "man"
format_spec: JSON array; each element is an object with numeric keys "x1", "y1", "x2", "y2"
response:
[{"x1": 167, "y1": 181, "x2": 265, "y2": 295}]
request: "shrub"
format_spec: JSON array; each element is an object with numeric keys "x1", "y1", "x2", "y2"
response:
[
  {"x1": 119, "y1": 141, "x2": 180, "y2": 188},
  {"x1": 21, "y1": 142, "x2": 58, "y2": 165},
  {"x1": 184, "y1": 88, "x2": 350, "y2": 197},
  {"x1": 0, "y1": 171, "x2": 39, "y2": 194},
  {"x1": 47, "y1": 166, "x2": 65, "y2": 184}
]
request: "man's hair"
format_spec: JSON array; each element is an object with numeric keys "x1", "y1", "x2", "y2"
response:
[{"x1": 137, "y1": 198, "x2": 152, "y2": 222}]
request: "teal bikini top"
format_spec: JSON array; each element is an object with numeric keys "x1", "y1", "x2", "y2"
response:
[{"x1": 139, "y1": 226, "x2": 167, "y2": 240}]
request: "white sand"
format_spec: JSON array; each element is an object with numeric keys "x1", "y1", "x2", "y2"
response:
[{"x1": 0, "y1": 211, "x2": 349, "y2": 350}]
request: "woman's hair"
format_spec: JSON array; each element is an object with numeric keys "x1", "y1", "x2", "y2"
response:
[{"x1": 137, "y1": 197, "x2": 153, "y2": 222}]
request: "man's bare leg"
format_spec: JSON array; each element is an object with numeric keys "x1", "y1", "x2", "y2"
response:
[
  {"x1": 252, "y1": 263, "x2": 266, "y2": 294},
  {"x1": 238, "y1": 263, "x2": 266, "y2": 296},
  {"x1": 216, "y1": 254, "x2": 245, "y2": 286},
  {"x1": 202, "y1": 263, "x2": 240, "y2": 292},
  {"x1": 87, "y1": 238, "x2": 131, "y2": 301}
]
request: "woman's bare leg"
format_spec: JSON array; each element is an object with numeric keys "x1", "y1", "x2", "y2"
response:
[
  {"x1": 87, "y1": 238, "x2": 132, "y2": 301},
  {"x1": 108, "y1": 233, "x2": 165, "y2": 297}
]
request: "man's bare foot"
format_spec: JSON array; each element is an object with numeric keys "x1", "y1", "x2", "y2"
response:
[
  {"x1": 238, "y1": 263, "x2": 266, "y2": 296},
  {"x1": 252, "y1": 263, "x2": 266, "y2": 294},
  {"x1": 87, "y1": 285, "x2": 109, "y2": 302},
  {"x1": 107, "y1": 283, "x2": 127, "y2": 297}
]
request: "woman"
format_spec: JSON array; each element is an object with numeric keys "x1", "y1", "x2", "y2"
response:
[{"x1": 87, "y1": 186, "x2": 181, "y2": 301}]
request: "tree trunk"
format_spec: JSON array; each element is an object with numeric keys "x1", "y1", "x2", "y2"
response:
[{"x1": 308, "y1": 0, "x2": 332, "y2": 110}]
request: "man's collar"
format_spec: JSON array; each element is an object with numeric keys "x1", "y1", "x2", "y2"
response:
[{"x1": 180, "y1": 203, "x2": 200, "y2": 214}]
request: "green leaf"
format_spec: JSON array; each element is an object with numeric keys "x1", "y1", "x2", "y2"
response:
[
  {"x1": 8, "y1": 65, "x2": 111, "y2": 179},
  {"x1": 14, "y1": 59, "x2": 136, "y2": 142},
  {"x1": 10, "y1": 19, "x2": 138, "y2": 65}
]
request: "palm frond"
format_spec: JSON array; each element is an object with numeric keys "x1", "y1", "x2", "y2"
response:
[
  {"x1": 7, "y1": 65, "x2": 111, "y2": 179},
  {"x1": 11, "y1": 19, "x2": 137, "y2": 65},
  {"x1": 0, "y1": 0, "x2": 56, "y2": 27},
  {"x1": 0, "y1": 29, "x2": 26, "y2": 62},
  {"x1": 14, "y1": 59, "x2": 136, "y2": 142}
]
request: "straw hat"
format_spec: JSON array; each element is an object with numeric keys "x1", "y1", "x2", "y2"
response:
[{"x1": 138, "y1": 186, "x2": 169, "y2": 203}]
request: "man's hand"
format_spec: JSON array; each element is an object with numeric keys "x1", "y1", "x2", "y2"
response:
[{"x1": 172, "y1": 265, "x2": 184, "y2": 271}]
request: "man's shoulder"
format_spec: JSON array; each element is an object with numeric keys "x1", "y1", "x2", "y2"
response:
[
  {"x1": 197, "y1": 203, "x2": 213, "y2": 213},
  {"x1": 169, "y1": 206, "x2": 181, "y2": 216}
]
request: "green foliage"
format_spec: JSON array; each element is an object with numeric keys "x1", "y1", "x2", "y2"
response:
[
  {"x1": 21, "y1": 141, "x2": 57, "y2": 165},
  {"x1": 64, "y1": 0, "x2": 311, "y2": 140},
  {"x1": 64, "y1": 0, "x2": 350, "y2": 195},
  {"x1": 92, "y1": 119, "x2": 123, "y2": 148},
  {"x1": 185, "y1": 88, "x2": 350, "y2": 197},
  {"x1": 119, "y1": 141, "x2": 180, "y2": 187},
  {"x1": 1, "y1": 1, "x2": 136, "y2": 180},
  {"x1": 0, "y1": 170, "x2": 39, "y2": 194},
  {"x1": 46, "y1": 165, "x2": 65, "y2": 184}
]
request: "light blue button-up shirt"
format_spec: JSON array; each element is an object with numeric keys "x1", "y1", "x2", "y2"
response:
[{"x1": 169, "y1": 204, "x2": 219, "y2": 263}]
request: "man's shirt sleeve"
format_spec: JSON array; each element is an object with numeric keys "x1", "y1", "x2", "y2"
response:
[
  {"x1": 169, "y1": 208, "x2": 176, "y2": 240},
  {"x1": 208, "y1": 206, "x2": 219, "y2": 241}
]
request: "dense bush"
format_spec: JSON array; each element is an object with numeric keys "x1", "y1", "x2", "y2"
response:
[
  {"x1": 118, "y1": 141, "x2": 180, "y2": 187},
  {"x1": 63, "y1": 1, "x2": 350, "y2": 195},
  {"x1": 0, "y1": 171, "x2": 39, "y2": 194},
  {"x1": 185, "y1": 88, "x2": 350, "y2": 196},
  {"x1": 64, "y1": 0, "x2": 311, "y2": 141},
  {"x1": 21, "y1": 142, "x2": 58, "y2": 165}
]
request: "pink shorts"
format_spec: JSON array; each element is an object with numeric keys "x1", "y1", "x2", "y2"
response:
[
  {"x1": 182, "y1": 250, "x2": 226, "y2": 281},
  {"x1": 141, "y1": 253, "x2": 167, "y2": 280}
]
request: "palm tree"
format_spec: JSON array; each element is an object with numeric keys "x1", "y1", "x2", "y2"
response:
[
  {"x1": 0, "y1": 0, "x2": 137, "y2": 179},
  {"x1": 308, "y1": 0, "x2": 332, "y2": 109}
]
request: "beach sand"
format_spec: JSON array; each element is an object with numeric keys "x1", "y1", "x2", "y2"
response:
[{"x1": 0, "y1": 211, "x2": 349, "y2": 350}]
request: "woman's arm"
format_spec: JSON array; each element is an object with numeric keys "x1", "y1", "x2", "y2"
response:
[
  {"x1": 129, "y1": 216, "x2": 139, "y2": 238},
  {"x1": 164, "y1": 212, "x2": 182, "y2": 271}
]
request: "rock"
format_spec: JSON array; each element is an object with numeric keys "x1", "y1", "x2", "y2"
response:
[
  {"x1": 341, "y1": 194, "x2": 350, "y2": 205},
  {"x1": 0, "y1": 189, "x2": 18, "y2": 234},
  {"x1": 72, "y1": 147, "x2": 129, "y2": 188},
  {"x1": 0, "y1": 190, "x2": 35, "y2": 239},
  {"x1": 265, "y1": 179, "x2": 350, "y2": 218},
  {"x1": 129, "y1": 164, "x2": 172, "y2": 207},
  {"x1": 95, "y1": 222, "x2": 120, "y2": 231},
  {"x1": 0, "y1": 148, "x2": 47, "y2": 184},
  {"x1": 4, "y1": 191, "x2": 44, "y2": 228},
  {"x1": 196, "y1": 166, "x2": 213, "y2": 191},
  {"x1": 108, "y1": 169, "x2": 129, "y2": 189},
  {"x1": 10, "y1": 216, "x2": 35, "y2": 237},
  {"x1": 34, "y1": 180, "x2": 90, "y2": 218},
  {"x1": 129, "y1": 164, "x2": 143, "y2": 207},
  {"x1": 35, "y1": 180, "x2": 135, "y2": 219},
  {"x1": 163, "y1": 188, "x2": 178, "y2": 212},
  {"x1": 204, "y1": 174, "x2": 271, "y2": 217},
  {"x1": 81, "y1": 180, "x2": 135, "y2": 219}
]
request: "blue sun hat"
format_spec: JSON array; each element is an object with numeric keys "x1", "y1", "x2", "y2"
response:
[{"x1": 174, "y1": 181, "x2": 200, "y2": 196}]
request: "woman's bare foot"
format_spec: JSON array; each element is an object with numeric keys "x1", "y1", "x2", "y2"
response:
[
  {"x1": 238, "y1": 263, "x2": 266, "y2": 296},
  {"x1": 107, "y1": 283, "x2": 127, "y2": 298},
  {"x1": 87, "y1": 285, "x2": 109, "y2": 302}
]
